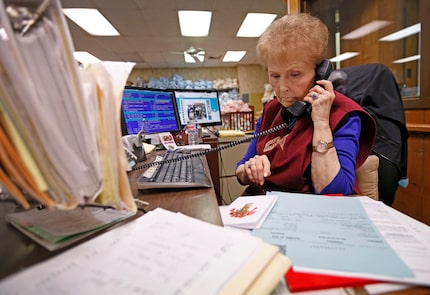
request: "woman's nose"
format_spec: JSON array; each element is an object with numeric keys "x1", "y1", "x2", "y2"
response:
[{"x1": 279, "y1": 78, "x2": 290, "y2": 92}]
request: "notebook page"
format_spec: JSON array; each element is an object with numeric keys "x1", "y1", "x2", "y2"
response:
[{"x1": 0, "y1": 208, "x2": 279, "y2": 295}]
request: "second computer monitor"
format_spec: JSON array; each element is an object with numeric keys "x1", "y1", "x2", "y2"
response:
[{"x1": 174, "y1": 89, "x2": 222, "y2": 127}]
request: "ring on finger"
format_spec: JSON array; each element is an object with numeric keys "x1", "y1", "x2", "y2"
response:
[{"x1": 312, "y1": 93, "x2": 319, "y2": 100}]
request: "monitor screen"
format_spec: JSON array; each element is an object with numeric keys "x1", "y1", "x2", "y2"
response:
[
  {"x1": 174, "y1": 89, "x2": 222, "y2": 127},
  {"x1": 121, "y1": 87, "x2": 181, "y2": 135}
]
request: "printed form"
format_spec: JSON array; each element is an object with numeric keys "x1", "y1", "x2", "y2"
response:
[
  {"x1": 252, "y1": 192, "x2": 430, "y2": 286},
  {"x1": 359, "y1": 197, "x2": 430, "y2": 286}
]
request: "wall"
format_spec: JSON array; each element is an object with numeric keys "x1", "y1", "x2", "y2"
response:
[
  {"x1": 310, "y1": 0, "x2": 419, "y2": 92},
  {"x1": 128, "y1": 64, "x2": 269, "y2": 120},
  {"x1": 128, "y1": 67, "x2": 238, "y2": 85},
  {"x1": 338, "y1": 0, "x2": 418, "y2": 88},
  {"x1": 237, "y1": 65, "x2": 268, "y2": 117}
]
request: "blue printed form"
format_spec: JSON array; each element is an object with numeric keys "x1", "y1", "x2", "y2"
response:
[{"x1": 251, "y1": 192, "x2": 414, "y2": 278}]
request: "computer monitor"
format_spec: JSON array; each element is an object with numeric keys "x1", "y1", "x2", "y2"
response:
[
  {"x1": 173, "y1": 89, "x2": 222, "y2": 127},
  {"x1": 121, "y1": 87, "x2": 181, "y2": 143}
]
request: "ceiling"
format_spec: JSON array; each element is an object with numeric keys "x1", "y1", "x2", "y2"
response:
[{"x1": 60, "y1": 0, "x2": 288, "y2": 69}]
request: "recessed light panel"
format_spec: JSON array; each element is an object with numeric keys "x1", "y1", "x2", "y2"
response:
[
  {"x1": 178, "y1": 10, "x2": 212, "y2": 37},
  {"x1": 236, "y1": 13, "x2": 277, "y2": 37},
  {"x1": 63, "y1": 8, "x2": 119, "y2": 36},
  {"x1": 380, "y1": 23, "x2": 421, "y2": 41},
  {"x1": 330, "y1": 52, "x2": 359, "y2": 62},
  {"x1": 342, "y1": 20, "x2": 391, "y2": 40},
  {"x1": 223, "y1": 51, "x2": 246, "y2": 62}
]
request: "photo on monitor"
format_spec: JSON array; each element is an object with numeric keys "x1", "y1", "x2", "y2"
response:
[{"x1": 173, "y1": 89, "x2": 222, "y2": 127}]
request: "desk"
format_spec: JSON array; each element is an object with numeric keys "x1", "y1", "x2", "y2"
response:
[
  {"x1": 0, "y1": 152, "x2": 222, "y2": 280},
  {"x1": 1, "y1": 155, "x2": 429, "y2": 294},
  {"x1": 201, "y1": 134, "x2": 221, "y2": 204}
]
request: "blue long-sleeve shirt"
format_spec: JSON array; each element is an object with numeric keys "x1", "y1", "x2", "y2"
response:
[{"x1": 237, "y1": 114, "x2": 361, "y2": 195}]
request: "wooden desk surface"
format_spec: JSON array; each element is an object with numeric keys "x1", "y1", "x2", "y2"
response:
[{"x1": 0, "y1": 151, "x2": 222, "y2": 280}]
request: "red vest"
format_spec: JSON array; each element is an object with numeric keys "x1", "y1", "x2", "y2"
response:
[{"x1": 249, "y1": 91, "x2": 375, "y2": 194}]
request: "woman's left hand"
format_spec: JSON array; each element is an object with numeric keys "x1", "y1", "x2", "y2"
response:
[{"x1": 305, "y1": 80, "x2": 335, "y2": 124}]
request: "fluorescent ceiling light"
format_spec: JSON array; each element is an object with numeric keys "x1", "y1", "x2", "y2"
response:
[
  {"x1": 393, "y1": 54, "x2": 420, "y2": 64},
  {"x1": 236, "y1": 13, "x2": 277, "y2": 37},
  {"x1": 330, "y1": 52, "x2": 359, "y2": 62},
  {"x1": 73, "y1": 51, "x2": 101, "y2": 65},
  {"x1": 63, "y1": 8, "x2": 119, "y2": 36},
  {"x1": 184, "y1": 52, "x2": 205, "y2": 63},
  {"x1": 379, "y1": 23, "x2": 421, "y2": 41},
  {"x1": 342, "y1": 20, "x2": 391, "y2": 40},
  {"x1": 223, "y1": 51, "x2": 246, "y2": 62},
  {"x1": 178, "y1": 10, "x2": 212, "y2": 37}
]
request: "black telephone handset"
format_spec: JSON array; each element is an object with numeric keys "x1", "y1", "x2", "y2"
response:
[{"x1": 281, "y1": 59, "x2": 334, "y2": 120}]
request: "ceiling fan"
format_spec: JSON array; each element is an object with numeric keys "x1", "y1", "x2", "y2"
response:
[
  {"x1": 170, "y1": 46, "x2": 205, "y2": 62},
  {"x1": 184, "y1": 46, "x2": 204, "y2": 56}
]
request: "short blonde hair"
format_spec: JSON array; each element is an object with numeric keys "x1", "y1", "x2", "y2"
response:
[{"x1": 257, "y1": 13, "x2": 328, "y2": 67}]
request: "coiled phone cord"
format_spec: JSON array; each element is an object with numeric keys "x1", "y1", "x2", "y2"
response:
[{"x1": 132, "y1": 121, "x2": 292, "y2": 171}]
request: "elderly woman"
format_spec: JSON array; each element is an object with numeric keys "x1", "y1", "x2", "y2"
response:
[{"x1": 235, "y1": 13, "x2": 376, "y2": 196}]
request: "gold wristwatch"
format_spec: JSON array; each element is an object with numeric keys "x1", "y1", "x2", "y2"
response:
[{"x1": 312, "y1": 140, "x2": 334, "y2": 153}]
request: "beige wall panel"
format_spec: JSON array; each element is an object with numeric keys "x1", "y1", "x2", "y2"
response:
[
  {"x1": 128, "y1": 67, "x2": 238, "y2": 85},
  {"x1": 128, "y1": 64, "x2": 269, "y2": 118}
]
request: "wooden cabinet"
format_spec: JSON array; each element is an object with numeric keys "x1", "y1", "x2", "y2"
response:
[
  {"x1": 201, "y1": 135, "x2": 221, "y2": 204},
  {"x1": 392, "y1": 109, "x2": 430, "y2": 226},
  {"x1": 217, "y1": 137, "x2": 250, "y2": 205}
]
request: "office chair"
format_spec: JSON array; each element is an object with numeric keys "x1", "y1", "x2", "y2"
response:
[
  {"x1": 330, "y1": 63, "x2": 409, "y2": 205},
  {"x1": 355, "y1": 155, "x2": 379, "y2": 200}
]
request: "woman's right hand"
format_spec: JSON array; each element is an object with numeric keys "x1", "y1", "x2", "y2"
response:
[{"x1": 241, "y1": 155, "x2": 271, "y2": 186}]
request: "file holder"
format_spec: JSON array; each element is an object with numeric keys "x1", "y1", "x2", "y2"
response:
[
  {"x1": 6, "y1": 0, "x2": 50, "y2": 35},
  {"x1": 0, "y1": 0, "x2": 137, "y2": 212}
]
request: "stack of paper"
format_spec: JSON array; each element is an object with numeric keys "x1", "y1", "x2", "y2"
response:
[
  {"x1": 0, "y1": 208, "x2": 292, "y2": 295},
  {"x1": 0, "y1": 0, "x2": 136, "y2": 211},
  {"x1": 220, "y1": 195, "x2": 278, "y2": 229}
]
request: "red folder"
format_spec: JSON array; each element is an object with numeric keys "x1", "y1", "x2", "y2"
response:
[{"x1": 285, "y1": 267, "x2": 380, "y2": 292}]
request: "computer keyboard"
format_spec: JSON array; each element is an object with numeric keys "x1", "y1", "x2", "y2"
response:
[{"x1": 137, "y1": 150, "x2": 213, "y2": 189}]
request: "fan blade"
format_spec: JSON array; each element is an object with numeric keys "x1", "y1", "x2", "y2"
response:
[{"x1": 192, "y1": 55, "x2": 201, "y2": 63}]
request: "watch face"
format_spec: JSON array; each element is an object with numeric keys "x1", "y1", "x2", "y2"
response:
[
  {"x1": 316, "y1": 141, "x2": 327, "y2": 153},
  {"x1": 313, "y1": 141, "x2": 333, "y2": 153}
]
